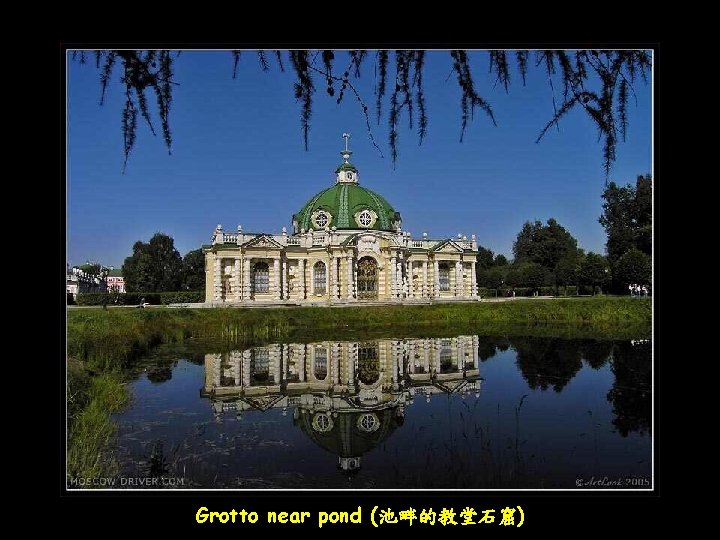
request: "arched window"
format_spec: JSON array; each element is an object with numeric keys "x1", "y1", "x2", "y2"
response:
[
  {"x1": 440, "y1": 339, "x2": 455, "y2": 373},
  {"x1": 358, "y1": 342, "x2": 380, "y2": 385},
  {"x1": 314, "y1": 261, "x2": 327, "y2": 294},
  {"x1": 357, "y1": 257, "x2": 378, "y2": 299},
  {"x1": 250, "y1": 348, "x2": 270, "y2": 384},
  {"x1": 252, "y1": 262, "x2": 269, "y2": 293},
  {"x1": 438, "y1": 263, "x2": 450, "y2": 291},
  {"x1": 314, "y1": 347, "x2": 328, "y2": 380}
]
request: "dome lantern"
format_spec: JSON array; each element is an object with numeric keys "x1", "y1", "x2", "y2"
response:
[{"x1": 336, "y1": 132, "x2": 359, "y2": 184}]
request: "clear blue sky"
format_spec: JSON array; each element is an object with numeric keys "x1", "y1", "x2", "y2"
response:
[{"x1": 67, "y1": 50, "x2": 652, "y2": 268}]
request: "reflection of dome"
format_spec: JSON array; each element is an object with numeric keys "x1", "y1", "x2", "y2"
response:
[
  {"x1": 294, "y1": 184, "x2": 400, "y2": 232},
  {"x1": 295, "y1": 407, "x2": 404, "y2": 471}
]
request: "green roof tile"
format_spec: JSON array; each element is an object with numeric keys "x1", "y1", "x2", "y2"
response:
[{"x1": 297, "y1": 183, "x2": 399, "y2": 232}]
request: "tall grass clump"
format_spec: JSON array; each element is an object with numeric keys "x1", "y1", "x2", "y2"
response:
[{"x1": 67, "y1": 359, "x2": 130, "y2": 481}]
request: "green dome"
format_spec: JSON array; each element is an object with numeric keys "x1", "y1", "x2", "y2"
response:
[
  {"x1": 294, "y1": 183, "x2": 400, "y2": 232},
  {"x1": 295, "y1": 408, "x2": 403, "y2": 458}
]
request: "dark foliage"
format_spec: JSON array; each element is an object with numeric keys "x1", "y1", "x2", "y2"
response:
[
  {"x1": 122, "y1": 233, "x2": 183, "y2": 293},
  {"x1": 182, "y1": 248, "x2": 206, "y2": 292},
  {"x1": 75, "y1": 291, "x2": 204, "y2": 305},
  {"x1": 599, "y1": 174, "x2": 652, "y2": 263},
  {"x1": 607, "y1": 341, "x2": 651, "y2": 437}
]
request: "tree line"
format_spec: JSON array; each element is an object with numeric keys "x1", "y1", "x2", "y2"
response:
[{"x1": 476, "y1": 174, "x2": 651, "y2": 295}]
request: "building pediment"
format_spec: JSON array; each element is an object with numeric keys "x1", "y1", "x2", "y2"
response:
[
  {"x1": 242, "y1": 235, "x2": 284, "y2": 250},
  {"x1": 430, "y1": 239, "x2": 464, "y2": 253},
  {"x1": 434, "y1": 379, "x2": 474, "y2": 394},
  {"x1": 342, "y1": 232, "x2": 392, "y2": 255},
  {"x1": 242, "y1": 395, "x2": 285, "y2": 411}
]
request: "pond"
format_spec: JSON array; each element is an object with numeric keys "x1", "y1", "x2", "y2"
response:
[{"x1": 113, "y1": 334, "x2": 651, "y2": 489}]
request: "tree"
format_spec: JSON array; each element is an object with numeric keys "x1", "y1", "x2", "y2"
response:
[
  {"x1": 478, "y1": 267, "x2": 504, "y2": 289},
  {"x1": 599, "y1": 174, "x2": 652, "y2": 263},
  {"x1": 182, "y1": 249, "x2": 206, "y2": 292},
  {"x1": 475, "y1": 245, "x2": 498, "y2": 288},
  {"x1": 122, "y1": 233, "x2": 183, "y2": 292},
  {"x1": 613, "y1": 248, "x2": 651, "y2": 289},
  {"x1": 494, "y1": 254, "x2": 508, "y2": 266},
  {"x1": 520, "y1": 262, "x2": 548, "y2": 293},
  {"x1": 78, "y1": 263, "x2": 102, "y2": 275},
  {"x1": 476, "y1": 246, "x2": 495, "y2": 270},
  {"x1": 513, "y1": 337, "x2": 583, "y2": 393},
  {"x1": 554, "y1": 249, "x2": 583, "y2": 288},
  {"x1": 72, "y1": 49, "x2": 651, "y2": 175},
  {"x1": 578, "y1": 252, "x2": 610, "y2": 294},
  {"x1": 513, "y1": 218, "x2": 579, "y2": 278},
  {"x1": 607, "y1": 340, "x2": 651, "y2": 436}
]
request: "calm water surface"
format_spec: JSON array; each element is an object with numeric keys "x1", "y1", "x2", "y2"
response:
[{"x1": 113, "y1": 334, "x2": 651, "y2": 489}]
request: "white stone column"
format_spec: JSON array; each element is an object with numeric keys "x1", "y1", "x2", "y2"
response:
[
  {"x1": 213, "y1": 258, "x2": 222, "y2": 301},
  {"x1": 297, "y1": 344, "x2": 306, "y2": 382},
  {"x1": 434, "y1": 341, "x2": 441, "y2": 374},
  {"x1": 232, "y1": 351, "x2": 241, "y2": 386},
  {"x1": 423, "y1": 341, "x2": 430, "y2": 373},
  {"x1": 282, "y1": 258, "x2": 288, "y2": 299},
  {"x1": 212, "y1": 354, "x2": 222, "y2": 387},
  {"x1": 242, "y1": 350, "x2": 251, "y2": 387},
  {"x1": 243, "y1": 258, "x2": 251, "y2": 300},
  {"x1": 333, "y1": 257, "x2": 340, "y2": 299},
  {"x1": 347, "y1": 343, "x2": 356, "y2": 386},
  {"x1": 234, "y1": 258, "x2": 242, "y2": 302},
  {"x1": 471, "y1": 261, "x2": 477, "y2": 297},
  {"x1": 457, "y1": 338, "x2": 464, "y2": 372},
  {"x1": 455, "y1": 261, "x2": 462, "y2": 297},
  {"x1": 325, "y1": 257, "x2": 331, "y2": 297},
  {"x1": 396, "y1": 259, "x2": 403, "y2": 298},
  {"x1": 282, "y1": 344, "x2": 289, "y2": 383},
  {"x1": 332, "y1": 343, "x2": 340, "y2": 384},
  {"x1": 299, "y1": 259, "x2": 306, "y2": 299},
  {"x1": 433, "y1": 260, "x2": 440, "y2": 297},
  {"x1": 346, "y1": 254, "x2": 354, "y2": 299},
  {"x1": 422, "y1": 261, "x2": 428, "y2": 298},
  {"x1": 391, "y1": 341, "x2": 400, "y2": 385},
  {"x1": 272, "y1": 345, "x2": 282, "y2": 384},
  {"x1": 273, "y1": 258, "x2": 281, "y2": 300},
  {"x1": 390, "y1": 255, "x2": 397, "y2": 298},
  {"x1": 406, "y1": 260, "x2": 412, "y2": 297}
]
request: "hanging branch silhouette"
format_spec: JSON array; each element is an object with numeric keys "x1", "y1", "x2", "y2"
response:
[{"x1": 73, "y1": 49, "x2": 650, "y2": 176}]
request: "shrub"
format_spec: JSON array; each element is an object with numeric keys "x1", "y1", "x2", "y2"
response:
[{"x1": 76, "y1": 291, "x2": 204, "y2": 306}]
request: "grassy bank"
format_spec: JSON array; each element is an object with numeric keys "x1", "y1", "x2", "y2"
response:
[
  {"x1": 69, "y1": 298, "x2": 650, "y2": 366},
  {"x1": 67, "y1": 359, "x2": 129, "y2": 480},
  {"x1": 66, "y1": 297, "x2": 650, "y2": 481}
]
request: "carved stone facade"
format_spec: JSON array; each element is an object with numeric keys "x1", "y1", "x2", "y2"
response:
[{"x1": 203, "y1": 138, "x2": 479, "y2": 305}]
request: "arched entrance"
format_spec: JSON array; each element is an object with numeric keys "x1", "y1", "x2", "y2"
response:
[
  {"x1": 357, "y1": 342, "x2": 380, "y2": 385},
  {"x1": 357, "y1": 257, "x2": 378, "y2": 299}
]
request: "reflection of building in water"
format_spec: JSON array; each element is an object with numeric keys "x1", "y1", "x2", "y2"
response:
[{"x1": 201, "y1": 336, "x2": 482, "y2": 473}]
